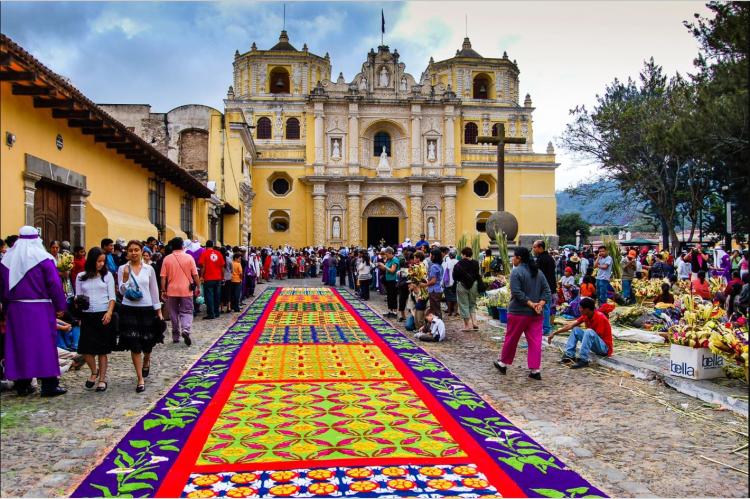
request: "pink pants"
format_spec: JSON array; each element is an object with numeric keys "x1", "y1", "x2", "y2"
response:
[{"x1": 500, "y1": 313, "x2": 543, "y2": 370}]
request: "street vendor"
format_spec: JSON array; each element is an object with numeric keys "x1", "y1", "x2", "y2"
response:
[{"x1": 547, "y1": 297, "x2": 614, "y2": 369}]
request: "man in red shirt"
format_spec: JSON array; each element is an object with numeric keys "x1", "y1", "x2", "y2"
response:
[
  {"x1": 548, "y1": 297, "x2": 613, "y2": 369},
  {"x1": 198, "y1": 240, "x2": 225, "y2": 320}
]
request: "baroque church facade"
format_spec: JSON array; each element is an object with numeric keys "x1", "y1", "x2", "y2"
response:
[{"x1": 227, "y1": 31, "x2": 558, "y2": 248}]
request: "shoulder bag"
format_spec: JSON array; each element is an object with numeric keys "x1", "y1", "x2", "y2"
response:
[{"x1": 124, "y1": 264, "x2": 144, "y2": 301}]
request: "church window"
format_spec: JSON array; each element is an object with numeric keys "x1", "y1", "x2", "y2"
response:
[
  {"x1": 464, "y1": 122, "x2": 478, "y2": 144},
  {"x1": 492, "y1": 123, "x2": 501, "y2": 137},
  {"x1": 473, "y1": 74, "x2": 491, "y2": 99},
  {"x1": 285, "y1": 117, "x2": 300, "y2": 139},
  {"x1": 476, "y1": 211, "x2": 492, "y2": 233},
  {"x1": 270, "y1": 210, "x2": 290, "y2": 232},
  {"x1": 374, "y1": 131, "x2": 391, "y2": 156},
  {"x1": 268, "y1": 172, "x2": 293, "y2": 196},
  {"x1": 257, "y1": 117, "x2": 272, "y2": 139},
  {"x1": 270, "y1": 67, "x2": 290, "y2": 94},
  {"x1": 474, "y1": 180, "x2": 490, "y2": 197}
]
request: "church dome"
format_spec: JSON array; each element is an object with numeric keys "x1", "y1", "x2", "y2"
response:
[
  {"x1": 269, "y1": 30, "x2": 297, "y2": 51},
  {"x1": 455, "y1": 37, "x2": 482, "y2": 58}
]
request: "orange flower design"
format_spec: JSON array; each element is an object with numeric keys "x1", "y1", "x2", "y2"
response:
[
  {"x1": 427, "y1": 479, "x2": 455, "y2": 491},
  {"x1": 307, "y1": 483, "x2": 338, "y2": 495},
  {"x1": 187, "y1": 490, "x2": 217, "y2": 498},
  {"x1": 270, "y1": 471, "x2": 299, "y2": 483},
  {"x1": 269, "y1": 484, "x2": 300, "y2": 496},
  {"x1": 387, "y1": 479, "x2": 416, "y2": 491},
  {"x1": 344, "y1": 468, "x2": 373, "y2": 479},
  {"x1": 418, "y1": 467, "x2": 444, "y2": 477},
  {"x1": 307, "y1": 469, "x2": 335, "y2": 480},
  {"x1": 230, "y1": 473, "x2": 259, "y2": 484},
  {"x1": 452, "y1": 466, "x2": 478, "y2": 476},
  {"x1": 192, "y1": 474, "x2": 222, "y2": 487},
  {"x1": 381, "y1": 467, "x2": 407, "y2": 477},
  {"x1": 348, "y1": 481, "x2": 379, "y2": 493},
  {"x1": 226, "y1": 487, "x2": 259, "y2": 498},
  {"x1": 462, "y1": 478, "x2": 490, "y2": 489}
]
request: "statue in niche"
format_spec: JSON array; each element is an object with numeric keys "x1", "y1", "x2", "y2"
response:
[
  {"x1": 400, "y1": 76, "x2": 407, "y2": 92},
  {"x1": 427, "y1": 140, "x2": 436, "y2": 162},
  {"x1": 427, "y1": 217, "x2": 436, "y2": 240},
  {"x1": 332, "y1": 217, "x2": 341, "y2": 239},
  {"x1": 379, "y1": 67, "x2": 389, "y2": 87},
  {"x1": 359, "y1": 76, "x2": 367, "y2": 91},
  {"x1": 376, "y1": 145, "x2": 391, "y2": 176},
  {"x1": 331, "y1": 138, "x2": 341, "y2": 159}
]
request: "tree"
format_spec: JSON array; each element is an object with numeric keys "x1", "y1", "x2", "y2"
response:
[
  {"x1": 684, "y1": 2, "x2": 749, "y2": 240},
  {"x1": 557, "y1": 213, "x2": 591, "y2": 246},
  {"x1": 560, "y1": 59, "x2": 691, "y2": 252}
]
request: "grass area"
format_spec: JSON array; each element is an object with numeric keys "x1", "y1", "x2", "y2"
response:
[{"x1": 0, "y1": 404, "x2": 30, "y2": 429}]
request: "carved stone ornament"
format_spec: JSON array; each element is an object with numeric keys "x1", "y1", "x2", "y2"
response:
[
  {"x1": 379, "y1": 66, "x2": 389, "y2": 87},
  {"x1": 363, "y1": 198, "x2": 403, "y2": 217}
]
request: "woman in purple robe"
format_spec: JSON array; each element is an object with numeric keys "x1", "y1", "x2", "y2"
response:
[{"x1": 0, "y1": 226, "x2": 68, "y2": 397}]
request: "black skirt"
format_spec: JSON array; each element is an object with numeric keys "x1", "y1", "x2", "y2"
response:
[
  {"x1": 116, "y1": 305, "x2": 164, "y2": 354},
  {"x1": 77, "y1": 311, "x2": 115, "y2": 355}
]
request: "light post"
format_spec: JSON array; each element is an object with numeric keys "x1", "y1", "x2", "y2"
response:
[
  {"x1": 575, "y1": 229, "x2": 581, "y2": 248},
  {"x1": 722, "y1": 185, "x2": 732, "y2": 249}
]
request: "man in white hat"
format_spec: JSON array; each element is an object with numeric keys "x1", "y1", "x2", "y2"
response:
[{"x1": 0, "y1": 226, "x2": 68, "y2": 396}]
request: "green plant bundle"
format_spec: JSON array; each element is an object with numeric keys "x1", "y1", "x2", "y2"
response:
[
  {"x1": 471, "y1": 234, "x2": 481, "y2": 262},
  {"x1": 495, "y1": 232, "x2": 511, "y2": 277},
  {"x1": 602, "y1": 237, "x2": 622, "y2": 279},
  {"x1": 457, "y1": 234, "x2": 468, "y2": 252}
]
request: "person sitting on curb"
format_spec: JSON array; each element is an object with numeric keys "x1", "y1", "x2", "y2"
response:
[
  {"x1": 547, "y1": 297, "x2": 613, "y2": 369},
  {"x1": 414, "y1": 310, "x2": 445, "y2": 342}
]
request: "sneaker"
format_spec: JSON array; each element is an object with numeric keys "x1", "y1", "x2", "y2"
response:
[
  {"x1": 528, "y1": 372, "x2": 542, "y2": 381},
  {"x1": 493, "y1": 360, "x2": 507, "y2": 375},
  {"x1": 570, "y1": 359, "x2": 590, "y2": 369},
  {"x1": 559, "y1": 355, "x2": 576, "y2": 364}
]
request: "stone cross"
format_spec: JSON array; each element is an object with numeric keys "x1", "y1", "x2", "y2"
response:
[{"x1": 477, "y1": 124, "x2": 526, "y2": 211}]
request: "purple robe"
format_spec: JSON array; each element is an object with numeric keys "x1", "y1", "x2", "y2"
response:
[
  {"x1": 186, "y1": 247, "x2": 205, "y2": 265},
  {"x1": 1, "y1": 259, "x2": 67, "y2": 380},
  {"x1": 321, "y1": 258, "x2": 330, "y2": 285},
  {"x1": 720, "y1": 253, "x2": 732, "y2": 279}
]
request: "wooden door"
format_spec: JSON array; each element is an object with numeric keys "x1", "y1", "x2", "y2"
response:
[{"x1": 34, "y1": 181, "x2": 70, "y2": 246}]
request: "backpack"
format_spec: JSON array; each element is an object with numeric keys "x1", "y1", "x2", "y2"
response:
[{"x1": 489, "y1": 257, "x2": 503, "y2": 273}]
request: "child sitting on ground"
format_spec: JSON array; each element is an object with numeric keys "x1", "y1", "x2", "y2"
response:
[
  {"x1": 654, "y1": 282, "x2": 675, "y2": 305},
  {"x1": 579, "y1": 275, "x2": 596, "y2": 299},
  {"x1": 414, "y1": 310, "x2": 446, "y2": 342}
]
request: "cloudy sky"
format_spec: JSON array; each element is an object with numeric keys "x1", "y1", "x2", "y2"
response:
[{"x1": 1, "y1": 1, "x2": 707, "y2": 189}]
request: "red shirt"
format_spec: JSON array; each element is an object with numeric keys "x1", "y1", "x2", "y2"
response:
[
  {"x1": 198, "y1": 248, "x2": 226, "y2": 282},
  {"x1": 691, "y1": 277, "x2": 711, "y2": 300},
  {"x1": 576, "y1": 310, "x2": 613, "y2": 356}
]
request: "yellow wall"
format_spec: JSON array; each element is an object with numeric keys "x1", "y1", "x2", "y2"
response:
[
  {"x1": 251, "y1": 165, "x2": 309, "y2": 247},
  {"x1": 1, "y1": 82, "x2": 203, "y2": 246}
]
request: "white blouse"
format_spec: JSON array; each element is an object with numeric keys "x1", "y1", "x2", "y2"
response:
[
  {"x1": 75, "y1": 272, "x2": 116, "y2": 313},
  {"x1": 117, "y1": 263, "x2": 161, "y2": 310}
]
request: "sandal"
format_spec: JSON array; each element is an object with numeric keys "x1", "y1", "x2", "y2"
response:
[
  {"x1": 95, "y1": 381, "x2": 108, "y2": 392},
  {"x1": 85, "y1": 371, "x2": 99, "y2": 389},
  {"x1": 136, "y1": 383, "x2": 145, "y2": 393}
]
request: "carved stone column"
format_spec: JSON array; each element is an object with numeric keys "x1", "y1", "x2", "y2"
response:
[
  {"x1": 23, "y1": 172, "x2": 41, "y2": 226},
  {"x1": 411, "y1": 105, "x2": 422, "y2": 169},
  {"x1": 444, "y1": 109, "x2": 455, "y2": 167},
  {"x1": 70, "y1": 189, "x2": 90, "y2": 248},
  {"x1": 312, "y1": 183, "x2": 326, "y2": 247},
  {"x1": 347, "y1": 184, "x2": 361, "y2": 246},
  {"x1": 314, "y1": 103, "x2": 325, "y2": 169},
  {"x1": 348, "y1": 103, "x2": 359, "y2": 174},
  {"x1": 443, "y1": 185, "x2": 457, "y2": 246},
  {"x1": 409, "y1": 184, "x2": 423, "y2": 242}
]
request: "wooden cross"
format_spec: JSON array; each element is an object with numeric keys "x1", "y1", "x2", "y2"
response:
[{"x1": 477, "y1": 123, "x2": 526, "y2": 212}]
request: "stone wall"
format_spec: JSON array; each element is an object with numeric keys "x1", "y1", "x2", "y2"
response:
[{"x1": 178, "y1": 129, "x2": 209, "y2": 180}]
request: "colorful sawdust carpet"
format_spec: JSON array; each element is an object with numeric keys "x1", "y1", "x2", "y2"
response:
[{"x1": 72, "y1": 287, "x2": 604, "y2": 498}]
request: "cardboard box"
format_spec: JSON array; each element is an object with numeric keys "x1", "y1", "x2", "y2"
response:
[{"x1": 669, "y1": 344, "x2": 725, "y2": 380}]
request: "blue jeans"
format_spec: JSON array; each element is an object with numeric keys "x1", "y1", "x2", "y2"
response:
[
  {"x1": 565, "y1": 327, "x2": 609, "y2": 361},
  {"x1": 56, "y1": 325, "x2": 80, "y2": 351},
  {"x1": 622, "y1": 279, "x2": 633, "y2": 303},
  {"x1": 542, "y1": 302, "x2": 552, "y2": 335},
  {"x1": 596, "y1": 279, "x2": 609, "y2": 305},
  {"x1": 204, "y1": 280, "x2": 221, "y2": 318}
]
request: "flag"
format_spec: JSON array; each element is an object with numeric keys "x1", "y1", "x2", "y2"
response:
[{"x1": 381, "y1": 9, "x2": 385, "y2": 34}]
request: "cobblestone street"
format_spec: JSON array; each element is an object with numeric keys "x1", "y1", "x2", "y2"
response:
[{"x1": 1, "y1": 280, "x2": 748, "y2": 498}]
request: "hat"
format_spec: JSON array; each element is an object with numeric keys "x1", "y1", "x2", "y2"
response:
[
  {"x1": 565, "y1": 267, "x2": 573, "y2": 273},
  {"x1": 628, "y1": 250, "x2": 637, "y2": 258},
  {"x1": 569, "y1": 255, "x2": 580, "y2": 263}
]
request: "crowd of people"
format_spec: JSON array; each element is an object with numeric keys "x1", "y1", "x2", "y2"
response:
[{"x1": 1, "y1": 224, "x2": 748, "y2": 396}]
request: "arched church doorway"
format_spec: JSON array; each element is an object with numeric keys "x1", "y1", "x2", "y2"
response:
[{"x1": 362, "y1": 197, "x2": 406, "y2": 248}]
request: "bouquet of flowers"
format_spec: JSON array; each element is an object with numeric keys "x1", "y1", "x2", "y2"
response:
[
  {"x1": 483, "y1": 275, "x2": 507, "y2": 291},
  {"x1": 709, "y1": 324, "x2": 748, "y2": 369},
  {"x1": 610, "y1": 279, "x2": 622, "y2": 294},
  {"x1": 633, "y1": 278, "x2": 666, "y2": 303},
  {"x1": 56, "y1": 252, "x2": 73, "y2": 272},
  {"x1": 491, "y1": 287, "x2": 511, "y2": 309},
  {"x1": 708, "y1": 277, "x2": 725, "y2": 295}
]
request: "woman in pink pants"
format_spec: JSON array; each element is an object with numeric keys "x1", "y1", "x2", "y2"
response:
[{"x1": 494, "y1": 247, "x2": 551, "y2": 380}]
